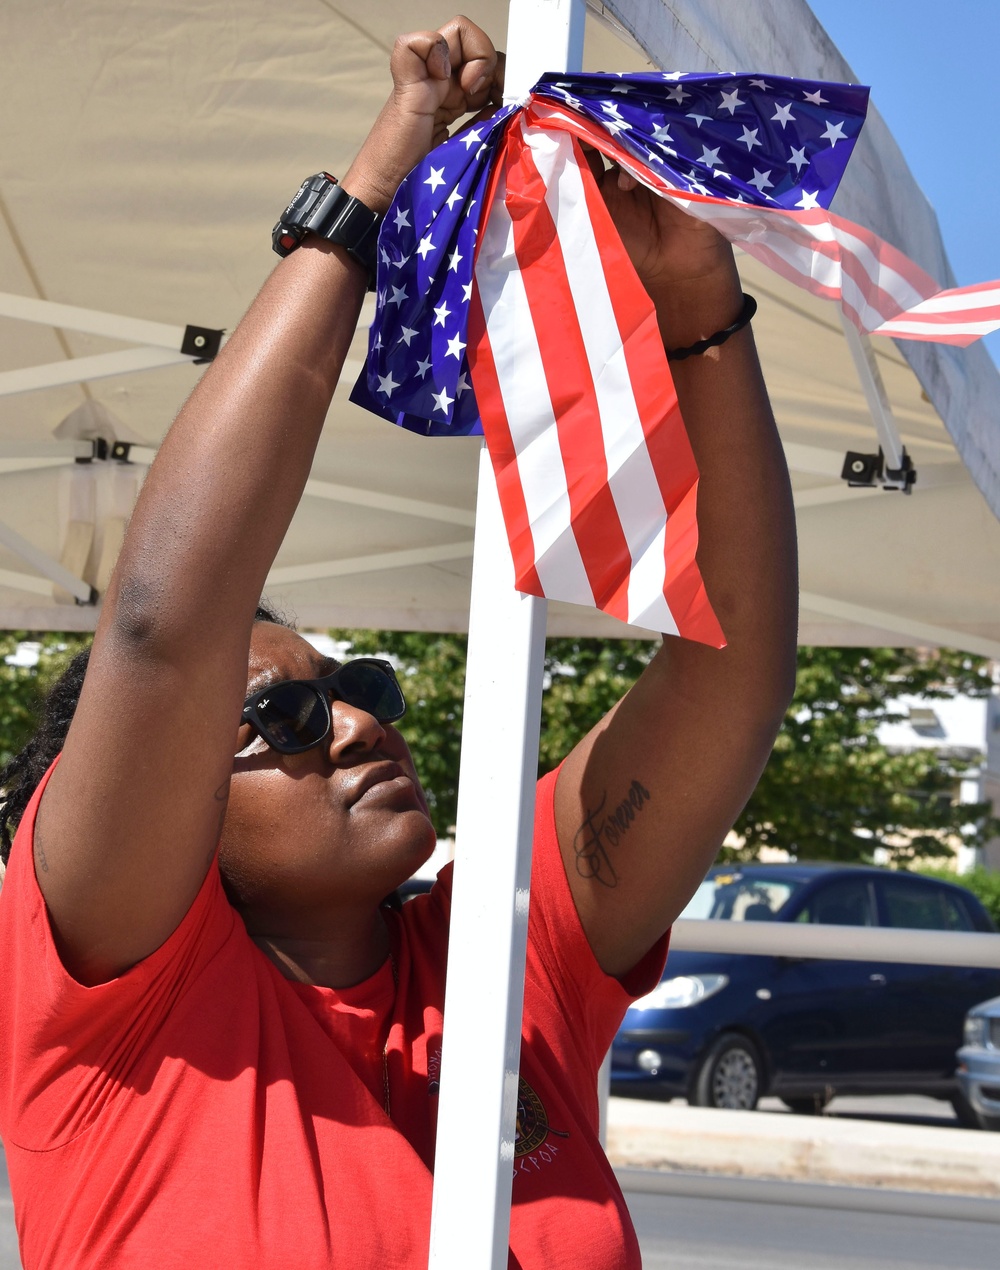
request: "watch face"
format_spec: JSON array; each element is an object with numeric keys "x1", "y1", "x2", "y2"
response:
[{"x1": 286, "y1": 181, "x2": 316, "y2": 215}]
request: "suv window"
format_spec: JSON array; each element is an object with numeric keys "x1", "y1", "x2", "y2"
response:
[
  {"x1": 681, "y1": 875, "x2": 803, "y2": 920},
  {"x1": 876, "y1": 877, "x2": 975, "y2": 931},
  {"x1": 795, "y1": 878, "x2": 875, "y2": 926}
]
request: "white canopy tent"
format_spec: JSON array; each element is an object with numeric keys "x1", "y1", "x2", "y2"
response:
[
  {"x1": 2, "y1": 1, "x2": 1000, "y2": 1266},
  {"x1": 0, "y1": 0, "x2": 999, "y2": 652}
]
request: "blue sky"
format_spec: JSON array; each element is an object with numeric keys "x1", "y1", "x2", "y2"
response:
[{"x1": 806, "y1": 0, "x2": 999, "y2": 365}]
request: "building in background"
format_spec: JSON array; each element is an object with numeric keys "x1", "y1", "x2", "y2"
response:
[
  {"x1": 877, "y1": 685, "x2": 1000, "y2": 872},
  {"x1": 982, "y1": 689, "x2": 1000, "y2": 871}
]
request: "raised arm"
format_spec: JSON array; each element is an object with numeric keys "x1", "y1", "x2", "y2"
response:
[
  {"x1": 34, "y1": 20, "x2": 501, "y2": 985},
  {"x1": 554, "y1": 176, "x2": 798, "y2": 978}
]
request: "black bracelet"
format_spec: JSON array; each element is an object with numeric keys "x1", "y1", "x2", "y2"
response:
[{"x1": 665, "y1": 292, "x2": 758, "y2": 362}]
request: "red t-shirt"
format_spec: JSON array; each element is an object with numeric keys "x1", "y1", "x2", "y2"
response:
[{"x1": 0, "y1": 764, "x2": 666, "y2": 1269}]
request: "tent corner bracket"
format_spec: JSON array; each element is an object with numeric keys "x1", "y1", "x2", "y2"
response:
[
  {"x1": 181, "y1": 324, "x2": 224, "y2": 363},
  {"x1": 841, "y1": 447, "x2": 916, "y2": 494}
]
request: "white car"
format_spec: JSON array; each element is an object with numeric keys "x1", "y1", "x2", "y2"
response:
[{"x1": 956, "y1": 995, "x2": 1000, "y2": 1130}]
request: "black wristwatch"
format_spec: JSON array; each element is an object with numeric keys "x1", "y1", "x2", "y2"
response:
[{"x1": 272, "y1": 172, "x2": 381, "y2": 289}]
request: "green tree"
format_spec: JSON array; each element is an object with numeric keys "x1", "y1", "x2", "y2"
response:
[
  {"x1": 330, "y1": 633, "x2": 997, "y2": 864},
  {"x1": 730, "y1": 647, "x2": 998, "y2": 866},
  {"x1": 918, "y1": 866, "x2": 1000, "y2": 928},
  {"x1": 0, "y1": 632, "x2": 93, "y2": 768}
]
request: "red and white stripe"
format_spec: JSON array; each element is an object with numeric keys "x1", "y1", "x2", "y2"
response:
[
  {"x1": 468, "y1": 115, "x2": 724, "y2": 644},
  {"x1": 526, "y1": 99, "x2": 1000, "y2": 348}
]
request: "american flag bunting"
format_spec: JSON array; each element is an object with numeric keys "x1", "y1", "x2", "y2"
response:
[{"x1": 351, "y1": 71, "x2": 1000, "y2": 641}]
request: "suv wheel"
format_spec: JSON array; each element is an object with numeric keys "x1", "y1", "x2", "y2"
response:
[
  {"x1": 690, "y1": 1033, "x2": 763, "y2": 1110},
  {"x1": 950, "y1": 1091, "x2": 982, "y2": 1129},
  {"x1": 952, "y1": 1092, "x2": 1000, "y2": 1132},
  {"x1": 781, "y1": 1093, "x2": 830, "y2": 1115}
]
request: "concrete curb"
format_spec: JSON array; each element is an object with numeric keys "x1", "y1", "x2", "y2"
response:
[{"x1": 606, "y1": 1097, "x2": 1000, "y2": 1198}]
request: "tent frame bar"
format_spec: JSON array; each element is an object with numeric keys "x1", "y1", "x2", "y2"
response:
[
  {"x1": 0, "y1": 290, "x2": 191, "y2": 347},
  {"x1": 0, "y1": 290, "x2": 225, "y2": 398},
  {"x1": 0, "y1": 517, "x2": 93, "y2": 603},
  {"x1": 800, "y1": 590, "x2": 1000, "y2": 660},
  {"x1": 839, "y1": 305, "x2": 914, "y2": 490}
]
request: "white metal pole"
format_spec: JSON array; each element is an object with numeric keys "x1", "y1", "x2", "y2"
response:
[
  {"x1": 427, "y1": 447, "x2": 546, "y2": 1269},
  {"x1": 0, "y1": 347, "x2": 194, "y2": 398},
  {"x1": 838, "y1": 313, "x2": 906, "y2": 472},
  {"x1": 0, "y1": 291, "x2": 189, "y2": 348},
  {"x1": 502, "y1": 0, "x2": 585, "y2": 104},
  {"x1": 0, "y1": 441, "x2": 94, "y2": 460},
  {"x1": 597, "y1": 1050, "x2": 612, "y2": 1147},
  {"x1": 427, "y1": 4, "x2": 585, "y2": 1267},
  {"x1": 669, "y1": 919, "x2": 1000, "y2": 968},
  {"x1": 0, "y1": 518, "x2": 92, "y2": 603},
  {"x1": 799, "y1": 590, "x2": 1000, "y2": 661}
]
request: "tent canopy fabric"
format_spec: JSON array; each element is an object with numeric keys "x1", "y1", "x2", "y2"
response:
[
  {"x1": 600, "y1": 0, "x2": 1000, "y2": 524},
  {"x1": 1, "y1": 0, "x2": 998, "y2": 653}
]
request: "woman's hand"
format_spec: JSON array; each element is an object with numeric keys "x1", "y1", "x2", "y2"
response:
[
  {"x1": 344, "y1": 16, "x2": 503, "y2": 215},
  {"x1": 593, "y1": 161, "x2": 744, "y2": 350}
]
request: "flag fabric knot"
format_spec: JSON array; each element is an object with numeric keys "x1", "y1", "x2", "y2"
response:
[{"x1": 350, "y1": 71, "x2": 1000, "y2": 643}]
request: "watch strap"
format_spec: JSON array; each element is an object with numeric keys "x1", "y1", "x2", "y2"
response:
[{"x1": 272, "y1": 173, "x2": 381, "y2": 290}]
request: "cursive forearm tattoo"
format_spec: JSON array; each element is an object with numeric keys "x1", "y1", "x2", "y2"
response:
[{"x1": 572, "y1": 779, "x2": 651, "y2": 888}]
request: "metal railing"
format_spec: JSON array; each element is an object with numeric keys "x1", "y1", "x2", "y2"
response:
[{"x1": 670, "y1": 919, "x2": 1000, "y2": 968}]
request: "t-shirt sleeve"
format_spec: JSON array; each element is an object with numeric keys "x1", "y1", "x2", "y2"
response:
[
  {"x1": 524, "y1": 765, "x2": 668, "y2": 1073},
  {"x1": 0, "y1": 761, "x2": 238, "y2": 1151}
]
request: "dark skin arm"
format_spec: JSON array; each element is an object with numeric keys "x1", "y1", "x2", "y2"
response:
[
  {"x1": 34, "y1": 26, "x2": 792, "y2": 989},
  {"x1": 555, "y1": 175, "x2": 798, "y2": 978},
  {"x1": 34, "y1": 19, "x2": 501, "y2": 986}
]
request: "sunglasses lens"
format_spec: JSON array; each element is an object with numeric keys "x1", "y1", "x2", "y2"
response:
[
  {"x1": 246, "y1": 661, "x2": 405, "y2": 754},
  {"x1": 256, "y1": 683, "x2": 328, "y2": 751},
  {"x1": 337, "y1": 662, "x2": 405, "y2": 722}
]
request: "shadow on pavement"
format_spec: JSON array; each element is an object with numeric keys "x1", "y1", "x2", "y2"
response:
[{"x1": 757, "y1": 1094, "x2": 962, "y2": 1129}]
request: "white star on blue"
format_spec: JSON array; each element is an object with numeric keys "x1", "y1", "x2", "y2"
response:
[
  {"x1": 350, "y1": 104, "x2": 517, "y2": 436},
  {"x1": 351, "y1": 71, "x2": 868, "y2": 437},
  {"x1": 532, "y1": 69, "x2": 867, "y2": 213}
]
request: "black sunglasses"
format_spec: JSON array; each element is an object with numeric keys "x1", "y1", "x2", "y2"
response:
[{"x1": 240, "y1": 658, "x2": 406, "y2": 755}]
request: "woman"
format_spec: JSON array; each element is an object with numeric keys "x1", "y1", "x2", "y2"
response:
[{"x1": 0, "y1": 16, "x2": 796, "y2": 1269}]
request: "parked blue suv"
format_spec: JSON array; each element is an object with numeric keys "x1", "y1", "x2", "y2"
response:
[{"x1": 611, "y1": 864, "x2": 999, "y2": 1116}]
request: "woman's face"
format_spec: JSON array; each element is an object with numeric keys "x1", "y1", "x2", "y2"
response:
[{"x1": 217, "y1": 622, "x2": 436, "y2": 936}]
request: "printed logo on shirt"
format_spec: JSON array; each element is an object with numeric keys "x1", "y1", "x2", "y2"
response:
[
  {"x1": 514, "y1": 1076, "x2": 570, "y2": 1168},
  {"x1": 427, "y1": 1046, "x2": 441, "y2": 1096}
]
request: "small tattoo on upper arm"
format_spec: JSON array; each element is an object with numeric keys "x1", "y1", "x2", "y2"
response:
[
  {"x1": 35, "y1": 827, "x2": 50, "y2": 874},
  {"x1": 572, "y1": 779, "x2": 651, "y2": 888},
  {"x1": 212, "y1": 780, "x2": 229, "y2": 860}
]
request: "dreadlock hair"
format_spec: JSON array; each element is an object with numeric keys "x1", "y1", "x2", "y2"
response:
[{"x1": 0, "y1": 602, "x2": 290, "y2": 866}]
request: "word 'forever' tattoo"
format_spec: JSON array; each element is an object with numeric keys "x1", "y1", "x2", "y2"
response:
[{"x1": 572, "y1": 779, "x2": 651, "y2": 888}]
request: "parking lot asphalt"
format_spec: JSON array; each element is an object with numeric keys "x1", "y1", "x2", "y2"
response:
[{"x1": 607, "y1": 1095, "x2": 1000, "y2": 1197}]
